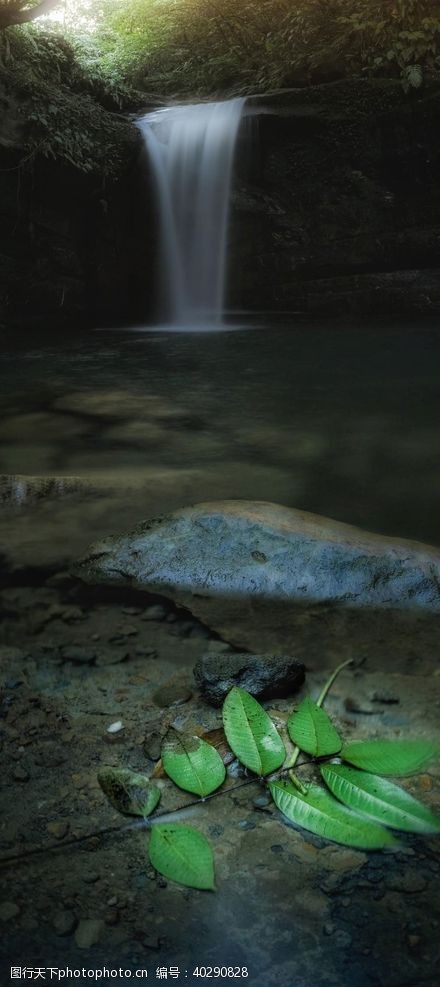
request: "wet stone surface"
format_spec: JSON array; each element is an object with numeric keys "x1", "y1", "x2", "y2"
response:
[{"x1": 193, "y1": 651, "x2": 306, "y2": 706}]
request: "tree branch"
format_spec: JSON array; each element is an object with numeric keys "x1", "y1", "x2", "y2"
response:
[{"x1": 0, "y1": 0, "x2": 61, "y2": 30}]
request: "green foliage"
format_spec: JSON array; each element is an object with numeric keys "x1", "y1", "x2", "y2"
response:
[
  {"x1": 87, "y1": 0, "x2": 440, "y2": 96},
  {"x1": 98, "y1": 673, "x2": 439, "y2": 890},
  {"x1": 148, "y1": 824, "x2": 215, "y2": 890},
  {"x1": 288, "y1": 696, "x2": 342, "y2": 757},
  {"x1": 0, "y1": 24, "x2": 137, "y2": 175},
  {"x1": 269, "y1": 779, "x2": 396, "y2": 849},
  {"x1": 222, "y1": 686, "x2": 285, "y2": 776},
  {"x1": 321, "y1": 763, "x2": 440, "y2": 834},
  {"x1": 162, "y1": 727, "x2": 226, "y2": 797},
  {"x1": 341, "y1": 738, "x2": 439, "y2": 775}
]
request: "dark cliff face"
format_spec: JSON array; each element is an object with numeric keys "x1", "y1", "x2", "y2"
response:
[
  {"x1": 228, "y1": 79, "x2": 440, "y2": 319},
  {"x1": 0, "y1": 80, "x2": 153, "y2": 335}
]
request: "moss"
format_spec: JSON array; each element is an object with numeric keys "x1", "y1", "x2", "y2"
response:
[{"x1": 0, "y1": 26, "x2": 139, "y2": 179}]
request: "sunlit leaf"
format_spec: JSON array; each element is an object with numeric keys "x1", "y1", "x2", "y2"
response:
[
  {"x1": 287, "y1": 696, "x2": 342, "y2": 757},
  {"x1": 222, "y1": 687, "x2": 285, "y2": 775},
  {"x1": 269, "y1": 780, "x2": 396, "y2": 849},
  {"x1": 161, "y1": 727, "x2": 226, "y2": 796},
  {"x1": 341, "y1": 739, "x2": 439, "y2": 776},
  {"x1": 148, "y1": 825, "x2": 215, "y2": 890},
  {"x1": 98, "y1": 766, "x2": 160, "y2": 817},
  {"x1": 321, "y1": 763, "x2": 440, "y2": 834}
]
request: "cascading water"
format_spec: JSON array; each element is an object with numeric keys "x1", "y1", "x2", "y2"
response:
[{"x1": 137, "y1": 98, "x2": 245, "y2": 328}]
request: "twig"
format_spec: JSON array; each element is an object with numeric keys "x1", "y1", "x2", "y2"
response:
[{"x1": 0, "y1": 762, "x2": 312, "y2": 870}]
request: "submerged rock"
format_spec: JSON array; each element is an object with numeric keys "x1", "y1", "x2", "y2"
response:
[
  {"x1": 77, "y1": 501, "x2": 440, "y2": 664},
  {"x1": 193, "y1": 652, "x2": 305, "y2": 706}
]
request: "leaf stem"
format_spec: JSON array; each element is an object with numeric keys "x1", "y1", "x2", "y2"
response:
[{"x1": 316, "y1": 658, "x2": 354, "y2": 708}]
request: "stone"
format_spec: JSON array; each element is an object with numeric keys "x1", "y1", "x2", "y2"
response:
[
  {"x1": 75, "y1": 918, "x2": 104, "y2": 949},
  {"x1": 61, "y1": 646, "x2": 96, "y2": 664},
  {"x1": 83, "y1": 871, "x2": 100, "y2": 884},
  {"x1": 193, "y1": 651, "x2": 305, "y2": 706},
  {"x1": 141, "y1": 604, "x2": 168, "y2": 622},
  {"x1": 53, "y1": 910, "x2": 77, "y2": 936},
  {"x1": 46, "y1": 820, "x2": 69, "y2": 840},
  {"x1": 386, "y1": 871, "x2": 427, "y2": 893},
  {"x1": 77, "y1": 501, "x2": 440, "y2": 663},
  {"x1": 152, "y1": 682, "x2": 192, "y2": 708},
  {"x1": 13, "y1": 765, "x2": 29, "y2": 782}
]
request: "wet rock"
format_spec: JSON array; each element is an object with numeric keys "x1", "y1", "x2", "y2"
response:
[
  {"x1": 77, "y1": 501, "x2": 440, "y2": 662},
  {"x1": 104, "y1": 909, "x2": 120, "y2": 926},
  {"x1": 13, "y1": 765, "x2": 29, "y2": 782},
  {"x1": 319, "y1": 847, "x2": 368, "y2": 873},
  {"x1": 53, "y1": 910, "x2": 77, "y2": 936},
  {"x1": 83, "y1": 871, "x2": 100, "y2": 884},
  {"x1": 0, "y1": 902, "x2": 20, "y2": 922},
  {"x1": 152, "y1": 681, "x2": 192, "y2": 708},
  {"x1": 61, "y1": 646, "x2": 96, "y2": 664},
  {"x1": 46, "y1": 820, "x2": 69, "y2": 840},
  {"x1": 253, "y1": 795, "x2": 271, "y2": 809},
  {"x1": 193, "y1": 651, "x2": 305, "y2": 706},
  {"x1": 54, "y1": 391, "x2": 165, "y2": 421},
  {"x1": 141, "y1": 605, "x2": 167, "y2": 622},
  {"x1": 386, "y1": 871, "x2": 427, "y2": 893},
  {"x1": 75, "y1": 918, "x2": 104, "y2": 949},
  {"x1": 95, "y1": 651, "x2": 129, "y2": 667}
]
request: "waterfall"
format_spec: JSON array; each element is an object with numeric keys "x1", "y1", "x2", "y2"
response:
[{"x1": 137, "y1": 98, "x2": 245, "y2": 329}]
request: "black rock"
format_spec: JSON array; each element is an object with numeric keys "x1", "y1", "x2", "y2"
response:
[{"x1": 193, "y1": 651, "x2": 305, "y2": 707}]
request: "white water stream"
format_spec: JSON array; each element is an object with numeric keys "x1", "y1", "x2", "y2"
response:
[{"x1": 137, "y1": 98, "x2": 245, "y2": 328}]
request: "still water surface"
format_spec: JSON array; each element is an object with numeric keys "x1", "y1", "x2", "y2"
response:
[{"x1": 1, "y1": 323, "x2": 439, "y2": 567}]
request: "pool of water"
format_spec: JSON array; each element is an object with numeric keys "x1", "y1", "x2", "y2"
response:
[{"x1": 1, "y1": 322, "x2": 439, "y2": 569}]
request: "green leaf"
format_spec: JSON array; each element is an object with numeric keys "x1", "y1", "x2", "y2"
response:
[
  {"x1": 287, "y1": 696, "x2": 342, "y2": 757},
  {"x1": 321, "y1": 763, "x2": 440, "y2": 834},
  {"x1": 161, "y1": 728, "x2": 226, "y2": 797},
  {"x1": 148, "y1": 825, "x2": 215, "y2": 890},
  {"x1": 222, "y1": 687, "x2": 285, "y2": 775},
  {"x1": 98, "y1": 766, "x2": 160, "y2": 817},
  {"x1": 269, "y1": 780, "x2": 396, "y2": 849},
  {"x1": 341, "y1": 739, "x2": 439, "y2": 776}
]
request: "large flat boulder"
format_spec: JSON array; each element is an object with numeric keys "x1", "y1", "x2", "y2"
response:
[{"x1": 77, "y1": 501, "x2": 440, "y2": 667}]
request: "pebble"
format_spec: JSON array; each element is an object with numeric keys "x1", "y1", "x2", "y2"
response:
[
  {"x1": 252, "y1": 795, "x2": 271, "y2": 809},
  {"x1": 238, "y1": 820, "x2": 255, "y2": 831},
  {"x1": 141, "y1": 605, "x2": 167, "y2": 622},
  {"x1": 152, "y1": 684, "x2": 192, "y2": 708},
  {"x1": 13, "y1": 765, "x2": 30, "y2": 782},
  {"x1": 61, "y1": 646, "x2": 96, "y2": 664},
  {"x1": 53, "y1": 910, "x2": 77, "y2": 936},
  {"x1": 323, "y1": 922, "x2": 335, "y2": 936},
  {"x1": 83, "y1": 871, "x2": 100, "y2": 884},
  {"x1": 407, "y1": 934, "x2": 421, "y2": 949},
  {"x1": 75, "y1": 919, "x2": 104, "y2": 949},
  {"x1": 0, "y1": 902, "x2": 20, "y2": 922},
  {"x1": 96, "y1": 652, "x2": 128, "y2": 667},
  {"x1": 270, "y1": 844, "x2": 284, "y2": 854},
  {"x1": 386, "y1": 872, "x2": 427, "y2": 893},
  {"x1": 47, "y1": 820, "x2": 69, "y2": 840},
  {"x1": 107, "y1": 721, "x2": 124, "y2": 734},
  {"x1": 105, "y1": 909, "x2": 120, "y2": 926}
]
